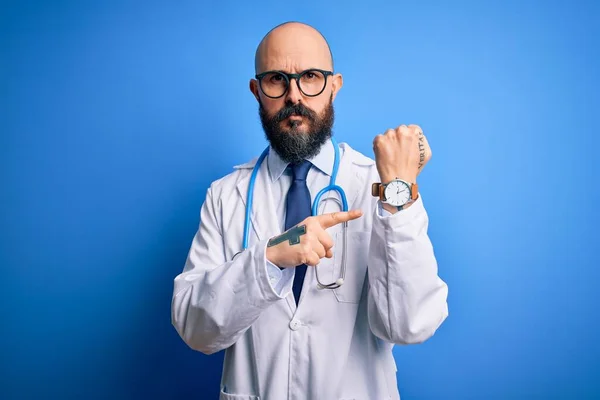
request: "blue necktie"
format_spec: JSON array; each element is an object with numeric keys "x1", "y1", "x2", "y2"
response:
[{"x1": 285, "y1": 160, "x2": 312, "y2": 305}]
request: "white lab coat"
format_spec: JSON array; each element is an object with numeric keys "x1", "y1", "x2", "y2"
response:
[{"x1": 171, "y1": 142, "x2": 448, "y2": 400}]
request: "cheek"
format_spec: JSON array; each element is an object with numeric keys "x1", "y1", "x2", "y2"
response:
[
  {"x1": 308, "y1": 100, "x2": 327, "y2": 116},
  {"x1": 260, "y1": 97, "x2": 284, "y2": 116}
]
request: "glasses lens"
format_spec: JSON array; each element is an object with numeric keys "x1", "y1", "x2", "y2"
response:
[
  {"x1": 260, "y1": 72, "x2": 288, "y2": 98},
  {"x1": 299, "y1": 70, "x2": 326, "y2": 96}
]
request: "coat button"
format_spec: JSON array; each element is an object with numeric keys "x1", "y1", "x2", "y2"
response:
[{"x1": 289, "y1": 319, "x2": 301, "y2": 331}]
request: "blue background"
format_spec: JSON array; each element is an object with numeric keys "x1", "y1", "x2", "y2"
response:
[{"x1": 2, "y1": 0, "x2": 599, "y2": 398}]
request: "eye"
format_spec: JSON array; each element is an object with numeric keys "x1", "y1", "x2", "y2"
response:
[
  {"x1": 303, "y1": 71, "x2": 316, "y2": 80},
  {"x1": 269, "y1": 74, "x2": 284, "y2": 83}
]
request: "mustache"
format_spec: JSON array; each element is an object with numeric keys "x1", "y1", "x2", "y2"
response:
[{"x1": 273, "y1": 103, "x2": 316, "y2": 123}]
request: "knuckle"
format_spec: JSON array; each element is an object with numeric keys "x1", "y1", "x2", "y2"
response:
[
  {"x1": 319, "y1": 246, "x2": 326, "y2": 256},
  {"x1": 327, "y1": 213, "x2": 337, "y2": 224},
  {"x1": 408, "y1": 124, "x2": 422, "y2": 133},
  {"x1": 302, "y1": 242, "x2": 312, "y2": 253},
  {"x1": 323, "y1": 233, "x2": 333, "y2": 249},
  {"x1": 373, "y1": 135, "x2": 385, "y2": 148}
]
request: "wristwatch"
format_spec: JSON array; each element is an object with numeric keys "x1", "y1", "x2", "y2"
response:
[{"x1": 371, "y1": 178, "x2": 418, "y2": 210}]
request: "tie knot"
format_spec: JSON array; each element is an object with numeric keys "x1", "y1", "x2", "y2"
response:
[{"x1": 291, "y1": 160, "x2": 311, "y2": 181}]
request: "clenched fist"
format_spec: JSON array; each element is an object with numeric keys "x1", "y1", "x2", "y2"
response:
[
  {"x1": 373, "y1": 124, "x2": 431, "y2": 184},
  {"x1": 265, "y1": 210, "x2": 363, "y2": 269}
]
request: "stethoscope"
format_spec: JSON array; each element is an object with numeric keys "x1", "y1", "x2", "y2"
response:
[{"x1": 242, "y1": 137, "x2": 348, "y2": 289}]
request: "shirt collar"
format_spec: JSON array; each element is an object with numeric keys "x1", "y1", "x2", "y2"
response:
[{"x1": 267, "y1": 138, "x2": 335, "y2": 182}]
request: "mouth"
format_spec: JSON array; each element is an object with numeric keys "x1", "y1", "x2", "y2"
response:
[{"x1": 281, "y1": 116, "x2": 306, "y2": 130}]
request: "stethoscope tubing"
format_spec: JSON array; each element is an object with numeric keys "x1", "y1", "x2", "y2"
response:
[{"x1": 241, "y1": 138, "x2": 348, "y2": 289}]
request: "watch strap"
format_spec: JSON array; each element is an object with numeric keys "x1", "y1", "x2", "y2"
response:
[
  {"x1": 371, "y1": 182, "x2": 385, "y2": 200},
  {"x1": 410, "y1": 182, "x2": 419, "y2": 200}
]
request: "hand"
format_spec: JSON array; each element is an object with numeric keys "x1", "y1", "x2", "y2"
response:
[
  {"x1": 265, "y1": 210, "x2": 363, "y2": 268},
  {"x1": 373, "y1": 124, "x2": 431, "y2": 184}
]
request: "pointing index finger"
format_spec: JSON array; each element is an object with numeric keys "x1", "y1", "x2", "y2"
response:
[{"x1": 316, "y1": 209, "x2": 364, "y2": 229}]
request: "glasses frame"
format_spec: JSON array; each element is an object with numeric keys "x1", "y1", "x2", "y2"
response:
[{"x1": 255, "y1": 68, "x2": 334, "y2": 99}]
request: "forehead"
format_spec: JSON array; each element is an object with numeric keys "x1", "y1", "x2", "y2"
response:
[{"x1": 257, "y1": 28, "x2": 332, "y2": 73}]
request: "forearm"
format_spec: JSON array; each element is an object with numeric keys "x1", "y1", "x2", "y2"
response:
[
  {"x1": 367, "y1": 195, "x2": 449, "y2": 344},
  {"x1": 172, "y1": 238, "x2": 285, "y2": 354}
]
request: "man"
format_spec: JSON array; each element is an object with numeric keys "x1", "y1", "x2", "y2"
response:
[{"x1": 171, "y1": 21, "x2": 448, "y2": 400}]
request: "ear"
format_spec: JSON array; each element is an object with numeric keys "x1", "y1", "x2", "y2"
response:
[
  {"x1": 330, "y1": 73, "x2": 343, "y2": 102},
  {"x1": 249, "y1": 79, "x2": 260, "y2": 102}
]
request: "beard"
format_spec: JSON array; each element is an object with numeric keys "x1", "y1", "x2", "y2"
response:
[{"x1": 259, "y1": 96, "x2": 334, "y2": 164}]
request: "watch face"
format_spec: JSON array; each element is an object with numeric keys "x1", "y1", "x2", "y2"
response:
[{"x1": 384, "y1": 180, "x2": 411, "y2": 206}]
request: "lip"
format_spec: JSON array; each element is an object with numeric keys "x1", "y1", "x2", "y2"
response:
[{"x1": 288, "y1": 115, "x2": 303, "y2": 120}]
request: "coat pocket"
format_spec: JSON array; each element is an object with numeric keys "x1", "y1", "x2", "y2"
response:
[
  {"x1": 219, "y1": 388, "x2": 260, "y2": 400},
  {"x1": 331, "y1": 230, "x2": 370, "y2": 304}
]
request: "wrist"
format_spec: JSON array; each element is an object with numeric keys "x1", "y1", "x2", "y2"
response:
[
  {"x1": 381, "y1": 199, "x2": 416, "y2": 214},
  {"x1": 381, "y1": 174, "x2": 416, "y2": 184},
  {"x1": 381, "y1": 202, "x2": 398, "y2": 214},
  {"x1": 266, "y1": 246, "x2": 277, "y2": 265},
  {"x1": 266, "y1": 246, "x2": 284, "y2": 270},
  {"x1": 373, "y1": 178, "x2": 419, "y2": 213}
]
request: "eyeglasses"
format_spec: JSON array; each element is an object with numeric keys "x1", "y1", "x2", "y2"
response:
[{"x1": 255, "y1": 69, "x2": 334, "y2": 99}]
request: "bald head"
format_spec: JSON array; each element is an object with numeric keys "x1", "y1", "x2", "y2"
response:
[{"x1": 254, "y1": 22, "x2": 334, "y2": 74}]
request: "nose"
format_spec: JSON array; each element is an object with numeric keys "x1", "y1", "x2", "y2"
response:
[{"x1": 285, "y1": 77, "x2": 303, "y2": 104}]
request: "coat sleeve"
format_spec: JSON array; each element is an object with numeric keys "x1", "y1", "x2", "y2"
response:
[
  {"x1": 171, "y1": 185, "x2": 286, "y2": 355},
  {"x1": 366, "y1": 188, "x2": 449, "y2": 345}
]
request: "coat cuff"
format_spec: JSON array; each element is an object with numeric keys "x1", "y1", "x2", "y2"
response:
[
  {"x1": 262, "y1": 244, "x2": 295, "y2": 298},
  {"x1": 374, "y1": 193, "x2": 425, "y2": 229}
]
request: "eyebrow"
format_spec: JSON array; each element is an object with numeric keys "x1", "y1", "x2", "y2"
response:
[{"x1": 259, "y1": 67, "x2": 330, "y2": 74}]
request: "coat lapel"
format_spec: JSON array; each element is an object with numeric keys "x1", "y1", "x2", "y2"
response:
[
  {"x1": 235, "y1": 154, "x2": 296, "y2": 315},
  {"x1": 234, "y1": 156, "x2": 280, "y2": 249}
]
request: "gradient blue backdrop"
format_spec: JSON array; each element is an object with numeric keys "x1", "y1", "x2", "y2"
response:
[{"x1": 2, "y1": 0, "x2": 599, "y2": 398}]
